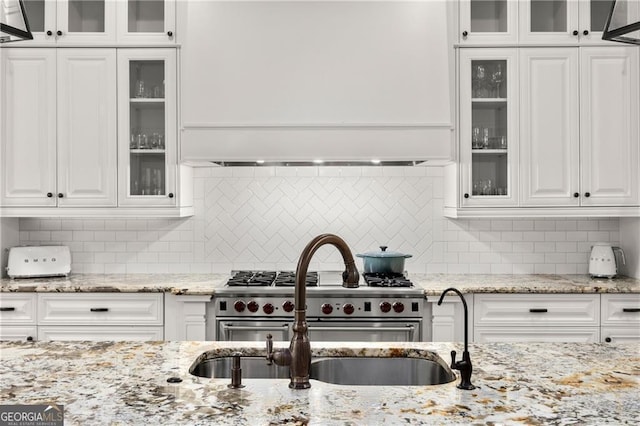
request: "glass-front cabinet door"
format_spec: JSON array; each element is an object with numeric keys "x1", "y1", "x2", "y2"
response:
[
  {"x1": 459, "y1": 0, "x2": 519, "y2": 44},
  {"x1": 56, "y1": 0, "x2": 116, "y2": 44},
  {"x1": 21, "y1": 0, "x2": 57, "y2": 43},
  {"x1": 520, "y1": 0, "x2": 578, "y2": 43},
  {"x1": 117, "y1": 49, "x2": 176, "y2": 206},
  {"x1": 116, "y1": 0, "x2": 175, "y2": 43},
  {"x1": 459, "y1": 48, "x2": 518, "y2": 207}
]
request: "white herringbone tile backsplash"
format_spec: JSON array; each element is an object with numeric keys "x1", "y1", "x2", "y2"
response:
[{"x1": 18, "y1": 166, "x2": 619, "y2": 274}]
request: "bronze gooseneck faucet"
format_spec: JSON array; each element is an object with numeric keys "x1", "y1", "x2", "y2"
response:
[
  {"x1": 266, "y1": 233, "x2": 359, "y2": 389},
  {"x1": 437, "y1": 287, "x2": 475, "y2": 390}
]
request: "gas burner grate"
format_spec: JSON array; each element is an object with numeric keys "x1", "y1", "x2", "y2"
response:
[
  {"x1": 226, "y1": 271, "x2": 277, "y2": 286},
  {"x1": 274, "y1": 271, "x2": 318, "y2": 287},
  {"x1": 363, "y1": 272, "x2": 413, "y2": 288}
]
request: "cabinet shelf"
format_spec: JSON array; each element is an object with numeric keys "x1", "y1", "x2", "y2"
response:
[
  {"x1": 471, "y1": 149, "x2": 508, "y2": 154},
  {"x1": 472, "y1": 98, "x2": 507, "y2": 102},
  {"x1": 130, "y1": 149, "x2": 166, "y2": 154},
  {"x1": 130, "y1": 98, "x2": 164, "y2": 104}
]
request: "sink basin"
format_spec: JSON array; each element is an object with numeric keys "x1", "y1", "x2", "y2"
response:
[
  {"x1": 190, "y1": 356, "x2": 455, "y2": 386},
  {"x1": 309, "y1": 357, "x2": 455, "y2": 386},
  {"x1": 190, "y1": 356, "x2": 289, "y2": 379}
]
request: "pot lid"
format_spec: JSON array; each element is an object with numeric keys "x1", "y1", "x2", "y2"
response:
[{"x1": 356, "y1": 246, "x2": 412, "y2": 259}]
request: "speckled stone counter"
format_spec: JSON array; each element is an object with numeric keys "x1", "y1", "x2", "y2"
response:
[
  {"x1": 2, "y1": 273, "x2": 639, "y2": 296},
  {"x1": 0, "y1": 340, "x2": 638, "y2": 425}
]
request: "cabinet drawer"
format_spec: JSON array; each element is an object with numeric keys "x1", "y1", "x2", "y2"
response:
[
  {"x1": 38, "y1": 293, "x2": 163, "y2": 325},
  {"x1": 601, "y1": 294, "x2": 640, "y2": 325},
  {"x1": 0, "y1": 293, "x2": 37, "y2": 324},
  {"x1": 38, "y1": 326, "x2": 164, "y2": 341},
  {"x1": 0, "y1": 325, "x2": 38, "y2": 341},
  {"x1": 601, "y1": 326, "x2": 640, "y2": 343},
  {"x1": 474, "y1": 294, "x2": 599, "y2": 326},
  {"x1": 474, "y1": 327, "x2": 600, "y2": 343}
]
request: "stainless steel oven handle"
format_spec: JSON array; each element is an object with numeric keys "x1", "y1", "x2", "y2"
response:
[
  {"x1": 308, "y1": 325, "x2": 416, "y2": 340},
  {"x1": 221, "y1": 323, "x2": 290, "y2": 341}
]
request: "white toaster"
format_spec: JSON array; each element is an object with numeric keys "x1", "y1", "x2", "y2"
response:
[{"x1": 6, "y1": 246, "x2": 71, "y2": 279}]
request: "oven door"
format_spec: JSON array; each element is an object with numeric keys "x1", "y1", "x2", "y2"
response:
[
  {"x1": 217, "y1": 319, "x2": 291, "y2": 342},
  {"x1": 307, "y1": 319, "x2": 422, "y2": 342}
]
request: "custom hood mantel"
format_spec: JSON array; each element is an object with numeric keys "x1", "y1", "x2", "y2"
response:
[{"x1": 180, "y1": 1, "x2": 454, "y2": 164}]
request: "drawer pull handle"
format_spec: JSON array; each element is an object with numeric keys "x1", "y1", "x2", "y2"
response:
[
  {"x1": 529, "y1": 308, "x2": 548, "y2": 313},
  {"x1": 622, "y1": 308, "x2": 640, "y2": 313},
  {"x1": 0, "y1": 307, "x2": 16, "y2": 312},
  {"x1": 90, "y1": 308, "x2": 109, "y2": 312}
]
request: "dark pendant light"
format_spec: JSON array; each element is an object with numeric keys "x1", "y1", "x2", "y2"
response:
[
  {"x1": 0, "y1": 0, "x2": 33, "y2": 43},
  {"x1": 602, "y1": 0, "x2": 640, "y2": 45}
]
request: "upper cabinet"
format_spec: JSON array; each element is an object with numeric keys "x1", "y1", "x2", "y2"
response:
[
  {"x1": 459, "y1": 0, "x2": 640, "y2": 45},
  {"x1": 20, "y1": 0, "x2": 175, "y2": 45},
  {"x1": 459, "y1": 0, "x2": 519, "y2": 44}
]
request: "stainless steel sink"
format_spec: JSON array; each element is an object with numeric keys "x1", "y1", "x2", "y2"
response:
[
  {"x1": 309, "y1": 357, "x2": 455, "y2": 386},
  {"x1": 190, "y1": 356, "x2": 455, "y2": 386},
  {"x1": 190, "y1": 356, "x2": 290, "y2": 379}
]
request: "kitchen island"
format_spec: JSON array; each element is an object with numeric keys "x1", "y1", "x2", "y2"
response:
[{"x1": 0, "y1": 340, "x2": 638, "y2": 425}]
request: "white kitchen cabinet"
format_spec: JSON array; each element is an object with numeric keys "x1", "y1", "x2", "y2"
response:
[
  {"x1": 430, "y1": 294, "x2": 473, "y2": 343},
  {"x1": 1, "y1": 48, "x2": 117, "y2": 208},
  {"x1": 19, "y1": 0, "x2": 116, "y2": 45},
  {"x1": 458, "y1": 48, "x2": 519, "y2": 208},
  {"x1": 164, "y1": 294, "x2": 211, "y2": 341},
  {"x1": 473, "y1": 293, "x2": 601, "y2": 343},
  {"x1": 0, "y1": 293, "x2": 37, "y2": 341},
  {"x1": 117, "y1": 49, "x2": 178, "y2": 207},
  {"x1": 116, "y1": 0, "x2": 176, "y2": 44},
  {"x1": 521, "y1": 46, "x2": 639, "y2": 207},
  {"x1": 601, "y1": 293, "x2": 640, "y2": 343},
  {"x1": 518, "y1": 0, "x2": 639, "y2": 45},
  {"x1": 37, "y1": 293, "x2": 164, "y2": 341},
  {"x1": 459, "y1": 0, "x2": 519, "y2": 44}
]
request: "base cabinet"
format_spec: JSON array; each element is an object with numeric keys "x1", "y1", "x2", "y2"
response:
[
  {"x1": 601, "y1": 294, "x2": 640, "y2": 343},
  {"x1": 0, "y1": 293, "x2": 37, "y2": 341},
  {"x1": 473, "y1": 293, "x2": 600, "y2": 343},
  {"x1": 0, "y1": 326, "x2": 37, "y2": 341},
  {"x1": 164, "y1": 294, "x2": 210, "y2": 341}
]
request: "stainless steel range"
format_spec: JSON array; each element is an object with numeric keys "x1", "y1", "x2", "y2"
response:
[{"x1": 213, "y1": 270, "x2": 425, "y2": 342}]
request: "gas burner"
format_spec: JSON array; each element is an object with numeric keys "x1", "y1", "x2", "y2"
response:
[
  {"x1": 363, "y1": 272, "x2": 413, "y2": 288},
  {"x1": 226, "y1": 271, "x2": 277, "y2": 287},
  {"x1": 274, "y1": 271, "x2": 318, "y2": 287}
]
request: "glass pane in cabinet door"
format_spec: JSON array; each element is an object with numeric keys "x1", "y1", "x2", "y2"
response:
[
  {"x1": 129, "y1": 60, "x2": 166, "y2": 197},
  {"x1": 472, "y1": 60, "x2": 506, "y2": 99},
  {"x1": 128, "y1": 0, "x2": 164, "y2": 33},
  {"x1": 530, "y1": 0, "x2": 567, "y2": 32},
  {"x1": 471, "y1": 0, "x2": 508, "y2": 32},
  {"x1": 591, "y1": 0, "x2": 615, "y2": 32},
  {"x1": 68, "y1": 0, "x2": 105, "y2": 33},
  {"x1": 23, "y1": 0, "x2": 45, "y2": 32}
]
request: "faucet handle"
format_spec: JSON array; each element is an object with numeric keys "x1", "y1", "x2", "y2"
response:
[
  {"x1": 266, "y1": 334, "x2": 273, "y2": 365},
  {"x1": 450, "y1": 350, "x2": 457, "y2": 369}
]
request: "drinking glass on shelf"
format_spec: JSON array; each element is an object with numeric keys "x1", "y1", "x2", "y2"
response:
[
  {"x1": 135, "y1": 80, "x2": 145, "y2": 98},
  {"x1": 472, "y1": 127, "x2": 482, "y2": 149},
  {"x1": 491, "y1": 64, "x2": 503, "y2": 98},
  {"x1": 482, "y1": 128, "x2": 490, "y2": 149},
  {"x1": 473, "y1": 64, "x2": 488, "y2": 98}
]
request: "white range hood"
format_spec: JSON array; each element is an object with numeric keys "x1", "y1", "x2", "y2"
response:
[{"x1": 179, "y1": 1, "x2": 454, "y2": 164}]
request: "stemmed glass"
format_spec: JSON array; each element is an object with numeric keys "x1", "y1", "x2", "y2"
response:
[{"x1": 491, "y1": 64, "x2": 503, "y2": 98}]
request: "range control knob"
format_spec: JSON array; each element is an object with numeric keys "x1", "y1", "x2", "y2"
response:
[
  {"x1": 379, "y1": 301, "x2": 392, "y2": 313},
  {"x1": 263, "y1": 303, "x2": 275, "y2": 315},
  {"x1": 392, "y1": 302, "x2": 405, "y2": 313},
  {"x1": 233, "y1": 300, "x2": 246, "y2": 312},
  {"x1": 343, "y1": 303, "x2": 355, "y2": 315},
  {"x1": 321, "y1": 303, "x2": 333, "y2": 315},
  {"x1": 247, "y1": 301, "x2": 259, "y2": 313},
  {"x1": 282, "y1": 300, "x2": 295, "y2": 313}
]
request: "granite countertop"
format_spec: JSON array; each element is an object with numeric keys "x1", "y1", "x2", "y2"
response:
[
  {"x1": 0, "y1": 340, "x2": 638, "y2": 425},
  {"x1": 1, "y1": 273, "x2": 638, "y2": 295}
]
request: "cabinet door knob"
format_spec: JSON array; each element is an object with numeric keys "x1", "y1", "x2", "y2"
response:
[
  {"x1": 57, "y1": 193, "x2": 64, "y2": 198},
  {"x1": 168, "y1": 193, "x2": 174, "y2": 198},
  {"x1": 167, "y1": 31, "x2": 173, "y2": 37},
  {"x1": 56, "y1": 30, "x2": 62, "y2": 36},
  {"x1": 46, "y1": 30, "x2": 53, "y2": 36},
  {"x1": 572, "y1": 30, "x2": 579, "y2": 36},
  {"x1": 26, "y1": 336, "x2": 34, "y2": 341},
  {"x1": 583, "y1": 30, "x2": 589, "y2": 36},
  {"x1": 47, "y1": 192, "x2": 53, "y2": 198},
  {"x1": 584, "y1": 192, "x2": 591, "y2": 197},
  {"x1": 462, "y1": 30, "x2": 468, "y2": 37},
  {"x1": 463, "y1": 193, "x2": 469, "y2": 199},
  {"x1": 573, "y1": 192, "x2": 579, "y2": 198},
  {"x1": 605, "y1": 337, "x2": 612, "y2": 343}
]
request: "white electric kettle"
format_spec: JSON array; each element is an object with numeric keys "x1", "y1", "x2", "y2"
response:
[{"x1": 589, "y1": 243, "x2": 625, "y2": 278}]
